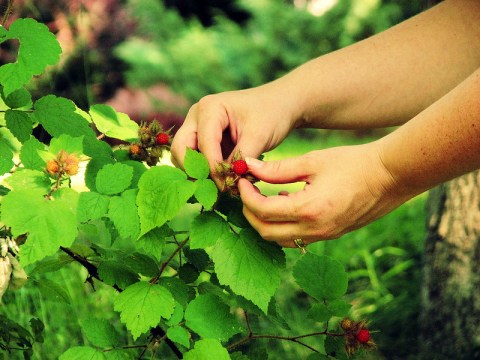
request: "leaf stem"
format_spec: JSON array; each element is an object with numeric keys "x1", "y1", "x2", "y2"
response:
[
  {"x1": 1, "y1": 0, "x2": 13, "y2": 26},
  {"x1": 155, "y1": 237, "x2": 189, "y2": 279}
]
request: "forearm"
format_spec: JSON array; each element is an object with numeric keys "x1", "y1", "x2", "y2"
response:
[
  {"x1": 270, "y1": 0, "x2": 480, "y2": 129},
  {"x1": 379, "y1": 67, "x2": 480, "y2": 196}
]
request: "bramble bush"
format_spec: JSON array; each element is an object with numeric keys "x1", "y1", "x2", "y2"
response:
[{"x1": 0, "y1": 16, "x2": 377, "y2": 359}]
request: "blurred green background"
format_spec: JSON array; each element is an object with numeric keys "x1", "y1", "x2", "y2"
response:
[{"x1": 1, "y1": 0, "x2": 429, "y2": 359}]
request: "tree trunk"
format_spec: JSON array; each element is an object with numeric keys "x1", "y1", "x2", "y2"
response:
[{"x1": 420, "y1": 171, "x2": 480, "y2": 359}]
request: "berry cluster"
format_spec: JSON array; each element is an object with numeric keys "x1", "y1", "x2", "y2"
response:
[
  {"x1": 46, "y1": 150, "x2": 80, "y2": 177},
  {"x1": 340, "y1": 318, "x2": 376, "y2": 356},
  {"x1": 129, "y1": 120, "x2": 172, "y2": 166},
  {"x1": 215, "y1": 151, "x2": 258, "y2": 196}
]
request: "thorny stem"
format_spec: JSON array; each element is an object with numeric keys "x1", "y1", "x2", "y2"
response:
[
  {"x1": 1, "y1": 0, "x2": 13, "y2": 26},
  {"x1": 155, "y1": 237, "x2": 189, "y2": 280},
  {"x1": 226, "y1": 320, "x2": 345, "y2": 353}
]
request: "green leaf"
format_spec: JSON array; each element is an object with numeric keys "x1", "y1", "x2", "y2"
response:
[
  {"x1": 3, "y1": 169, "x2": 50, "y2": 192},
  {"x1": 183, "y1": 247, "x2": 210, "y2": 272},
  {"x1": 306, "y1": 354, "x2": 330, "y2": 360},
  {"x1": 190, "y1": 212, "x2": 229, "y2": 249},
  {"x1": 1, "y1": 189, "x2": 78, "y2": 266},
  {"x1": 136, "y1": 166, "x2": 195, "y2": 236},
  {"x1": 77, "y1": 192, "x2": 110, "y2": 223},
  {"x1": 167, "y1": 302, "x2": 184, "y2": 326},
  {"x1": 184, "y1": 148, "x2": 210, "y2": 179},
  {"x1": 0, "y1": 137, "x2": 14, "y2": 175},
  {"x1": 28, "y1": 255, "x2": 74, "y2": 276},
  {"x1": 307, "y1": 300, "x2": 351, "y2": 323},
  {"x1": 114, "y1": 281, "x2": 175, "y2": 339},
  {"x1": 108, "y1": 189, "x2": 140, "y2": 239},
  {"x1": 77, "y1": 221, "x2": 112, "y2": 248},
  {"x1": 122, "y1": 252, "x2": 158, "y2": 277},
  {"x1": 185, "y1": 294, "x2": 242, "y2": 341},
  {"x1": 29, "y1": 318, "x2": 45, "y2": 343},
  {"x1": 20, "y1": 137, "x2": 46, "y2": 170},
  {"x1": 59, "y1": 347, "x2": 107, "y2": 360},
  {"x1": 49, "y1": 135, "x2": 84, "y2": 156},
  {"x1": 90, "y1": 104, "x2": 139, "y2": 141},
  {"x1": 178, "y1": 263, "x2": 200, "y2": 284},
  {"x1": 34, "y1": 95, "x2": 90, "y2": 137},
  {"x1": 80, "y1": 318, "x2": 121, "y2": 348},
  {"x1": 136, "y1": 225, "x2": 172, "y2": 261},
  {"x1": 35, "y1": 278, "x2": 71, "y2": 304},
  {"x1": 98, "y1": 260, "x2": 139, "y2": 289},
  {"x1": 293, "y1": 253, "x2": 348, "y2": 301},
  {"x1": 104, "y1": 350, "x2": 131, "y2": 360},
  {"x1": 96, "y1": 163, "x2": 133, "y2": 195},
  {"x1": 85, "y1": 155, "x2": 116, "y2": 191},
  {"x1": 157, "y1": 277, "x2": 195, "y2": 308},
  {"x1": 184, "y1": 339, "x2": 231, "y2": 360},
  {"x1": 0, "y1": 19, "x2": 61, "y2": 96},
  {"x1": 120, "y1": 160, "x2": 147, "y2": 189},
  {"x1": 3, "y1": 87, "x2": 32, "y2": 109},
  {"x1": 212, "y1": 228, "x2": 285, "y2": 313},
  {"x1": 194, "y1": 179, "x2": 218, "y2": 210},
  {"x1": 167, "y1": 326, "x2": 191, "y2": 348},
  {"x1": 5, "y1": 109, "x2": 32, "y2": 143}
]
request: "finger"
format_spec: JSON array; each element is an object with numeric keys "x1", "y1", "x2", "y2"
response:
[
  {"x1": 195, "y1": 97, "x2": 230, "y2": 170},
  {"x1": 238, "y1": 179, "x2": 301, "y2": 222},
  {"x1": 245, "y1": 156, "x2": 311, "y2": 184},
  {"x1": 171, "y1": 106, "x2": 199, "y2": 168}
]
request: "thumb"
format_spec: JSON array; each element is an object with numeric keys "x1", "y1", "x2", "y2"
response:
[{"x1": 245, "y1": 156, "x2": 311, "y2": 184}]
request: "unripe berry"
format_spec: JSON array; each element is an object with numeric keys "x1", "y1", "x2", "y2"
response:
[
  {"x1": 232, "y1": 159, "x2": 248, "y2": 175},
  {"x1": 46, "y1": 160, "x2": 60, "y2": 175},
  {"x1": 130, "y1": 144, "x2": 142, "y2": 155},
  {"x1": 356, "y1": 329, "x2": 371, "y2": 344},
  {"x1": 156, "y1": 132, "x2": 170, "y2": 145}
]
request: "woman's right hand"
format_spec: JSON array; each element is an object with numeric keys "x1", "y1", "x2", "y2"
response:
[{"x1": 170, "y1": 84, "x2": 299, "y2": 176}]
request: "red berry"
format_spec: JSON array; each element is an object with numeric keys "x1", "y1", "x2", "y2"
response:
[
  {"x1": 356, "y1": 329, "x2": 371, "y2": 344},
  {"x1": 232, "y1": 159, "x2": 248, "y2": 175},
  {"x1": 156, "y1": 132, "x2": 170, "y2": 145}
]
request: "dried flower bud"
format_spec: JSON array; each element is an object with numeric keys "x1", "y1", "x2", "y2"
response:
[
  {"x1": 7, "y1": 254, "x2": 27, "y2": 290},
  {"x1": 46, "y1": 160, "x2": 60, "y2": 175},
  {"x1": 0, "y1": 256, "x2": 12, "y2": 301},
  {"x1": 64, "y1": 154, "x2": 80, "y2": 176}
]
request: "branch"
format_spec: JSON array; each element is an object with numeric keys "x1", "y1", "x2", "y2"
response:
[
  {"x1": 0, "y1": 0, "x2": 12, "y2": 26},
  {"x1": 155, "y1": 237, "x2": 189, "y2": 279}
]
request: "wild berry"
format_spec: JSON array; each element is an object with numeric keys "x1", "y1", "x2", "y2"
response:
[
  {"x1": 129, "y1": 144, "x2": 142, "y2": 155},
  {"x1": 356, "y1": 329, "x2": 371, "y2": 344},
  {"x1": 232, "y1": 159, "x2": 248, "y2": 175},
  {"x1": 156, "y1": 132, "x2": 170, "y2": 145},
  {"x1": 46, "y1": 160, "x2": 60, "y2": 175}
]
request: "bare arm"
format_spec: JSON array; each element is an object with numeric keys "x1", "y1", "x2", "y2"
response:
[{"x1": 276, "y1": 0, "x2": 480, "y2": 129}]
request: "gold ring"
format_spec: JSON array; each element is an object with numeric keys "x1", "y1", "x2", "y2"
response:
[{"x1": 294, "y1": 238, "x2": 307, "y2": 254}]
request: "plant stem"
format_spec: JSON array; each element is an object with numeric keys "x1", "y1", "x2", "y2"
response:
[
  {"x1": 1, "y1": 0, "x2": 13, "y2": 25},
  {"x1": 156, "y1": 237, "x2": 189, "y2": 278}
]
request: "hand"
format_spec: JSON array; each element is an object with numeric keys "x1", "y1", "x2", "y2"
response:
[
  {"x1": 238, "y1": 142, "x2": 414, "y2": 248},
  {"x1": 171, "y1": 84, "x2": 299, "y2": 177}
]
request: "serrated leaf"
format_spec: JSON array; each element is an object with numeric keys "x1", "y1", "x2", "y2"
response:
[
  {"x1": 35, "y1": 278, "x2": 71, "y2": 304},
  {"x1": 1, "y1": 189, "x2": 78, "y2": 266},
  {"x1": 184, "y1": 339, "x2": 231, "y2": 360},
  {"x1": 96, "y1": 163, "x2": 133, "y2": 195},
  {"x1": 5, "y1": 109, "x2": 32, "y2": 143},
  {"x1": 3, "y1": 169, "x2": 50, "y2": 192},
  {"x1": 77, "y1": 192, "x2": 110, "y2": 223},
  {"x1": 183, "y1": 247, "x2": 210, "y2": 272},
  {"x1": 194, "y1": 179, "x2": 217, "y2": 210},
  {"x1": 108, "y1": 189, "x2": 140, "y2": 239},
  {"x1": 136, "y1": 225, "x2": 171, "y2": 261},
  {"x1": 184, "y1": 148, "x2": 209, "y2": 179},
  {"x1": 104, "y1": 350, "x2": 131, "y2": 360},
  {"x1": 190, "y1": 211, "x2": 229, "y2": 249},
  {"x1": 293, "y1": 253, "x2": 348, "y2": 301},
  {"x1": 49, "y1": 135, "x2": 84, "y2": 156},
  {"x1": 3, "y1": 87, "x2": 32, "y2": 109},
  {"x1": 59, "y1": 347, "x2": 107, "y2": 360},
  {"x1": 307, "y1": 300, "x2": 351, "y2": 323},
  {"x1": 90, "y1": 104, "x2": 139, "y2": 141},
  {"x1": 34, "y1": 95, "x2": 90, "y2": 137},
  {"x1": 85, "y1": 155, "x2": 116, "y2": 192},
  {"x1": 120, "y1": 160, "x2": 147, "y2": 189},
  {"x1": 77, "y1": 221, "x2": 112, "y2": 248},
  {"x1": 0, "y1": 19, "x2": 61, "y2": 96},
  {"x1": 20, "y1": 137, "x2": 45, "y2": 170},
  {"x1": 136, "y1": 166, "x2": 195, "y2": 236},
  {"x1": 80, "y1": 318, "x2": 121, "y2": 348},
  {"x1": 28, "y1": 255, "x2": 74, "y2": 276},
  {"x1": 167, "y1": 326, "x2": 191, "y2": 348},
  {"x1": 185, "y1": 294, "x2": 242, "y2": 341},
  {"x1": 114, "y1": 281, "x2": 175, "y2": 339},
  {"x1": 0, "y1": 138, "x2": 14, "y2": 175},
  {"x1": 157, "y1": 277, "x2": 195, "y2": 308},
  {"x1": 98, "y1": 260, "x2": 139, "y2": 290},
  {"x1": 122, "y1": 252, "x2": 158, "y2": 277},
  {"x1": 178, "y1": 263, "x2": 200, "y2": 284},
  {"x1": 167, "y1": 302, "x2": 184, "y2": 326},
  {"x1": 212, "y1": 228, "x2": 285, "y2": 313}
]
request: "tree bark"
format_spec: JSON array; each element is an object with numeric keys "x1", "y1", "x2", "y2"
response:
[{"x1": 420, "y1": 171, "x2": 480, "y2": 359}]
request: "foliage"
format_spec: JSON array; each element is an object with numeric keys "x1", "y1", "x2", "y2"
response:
[
  {"x1": 116, "y1": 0, "x2": 423, "y2": 102},
  {"x1": 0, "y1": 17, "x2": 380, "y2": 359}
]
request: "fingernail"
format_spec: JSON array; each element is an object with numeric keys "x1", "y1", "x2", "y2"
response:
[{"x1": 245, "y1": 157, "x2": 263, "y2": 169}]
